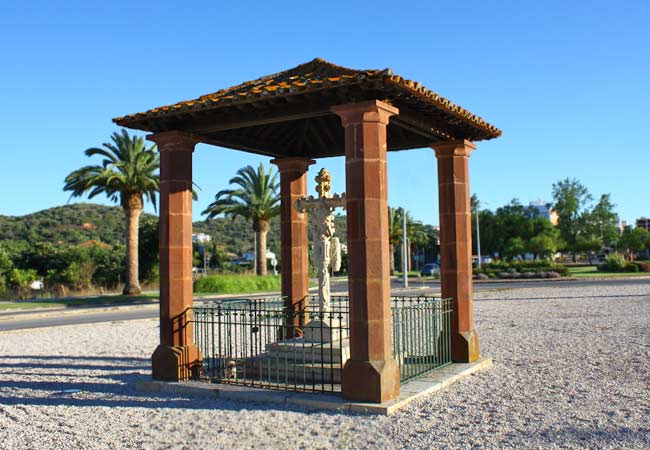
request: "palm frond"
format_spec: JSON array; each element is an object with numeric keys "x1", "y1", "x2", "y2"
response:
[
  {"x1": 63, "y1": 129, "x2": 160, "y2": 209},
  {"x1": 202, "y1": 163, "x2": 280, "y2": 223}
]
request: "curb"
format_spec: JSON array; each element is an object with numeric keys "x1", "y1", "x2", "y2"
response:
[
  {"x1": 0, "y1": 301, "x2": 160, "y2": 322},
  {"x1": 136, "y1": 357, "x2": 493, "y2": 416}
]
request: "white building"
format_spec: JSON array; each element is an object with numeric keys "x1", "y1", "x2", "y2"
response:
[
  {"x1": 242, "y1": 249, "x2": 276, "y2": 262},
  {"x1": 192, "y1": 233, "x2": 212, "y2": 244}
]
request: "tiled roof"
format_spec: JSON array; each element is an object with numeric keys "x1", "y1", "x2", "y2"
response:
[{"x1": 114, "y1": 58, "x2": 501, "y2": 139}]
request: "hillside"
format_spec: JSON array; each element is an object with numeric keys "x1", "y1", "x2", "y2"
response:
[
  {"x1": 0, "y1": 203, "x2": 348, "y2": 258},
  {"x1": 0, "y1": 203, "x2": 138, "y2": 245}
]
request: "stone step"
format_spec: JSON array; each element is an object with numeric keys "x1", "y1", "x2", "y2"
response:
[
  {"x1": 243, "y1": 355, "x2": 343, "y2": 384},
  {"x1": 265, "y1": 338, "x2": 350, "y2": 364}
]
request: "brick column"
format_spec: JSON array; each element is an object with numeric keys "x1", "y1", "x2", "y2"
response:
[
  {"x1": 331, "y1": 100, "x2": 400, "y2": 403},
  {"x1": 148, "y1": 131, "x2": 202, "y2": 381},
  {"x1": 431, "y1": 139, "x2": 479, "y2": 363},
  {"x1": 270, "y1": 157, "x2": 315, "y2": 337}
]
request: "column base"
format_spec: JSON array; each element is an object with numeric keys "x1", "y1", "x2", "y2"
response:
[
  {"x1": 451, "y1": 329, "x2": 480, "y2": 363},
  {"x1": 341, "y1": 358, "x2": 400, "y2": 403},
  {"x1": 152, "y1": 344, "x2": 202, "y2": 381}
]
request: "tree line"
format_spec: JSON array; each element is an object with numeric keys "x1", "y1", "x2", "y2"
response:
[{"x1": 474, "y1": 178, "x2": 648, "y2": 262}]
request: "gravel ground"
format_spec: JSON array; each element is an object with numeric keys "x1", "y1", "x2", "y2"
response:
[{"x1": 1, "y1": 283, "x2": 649, "y2": 449}]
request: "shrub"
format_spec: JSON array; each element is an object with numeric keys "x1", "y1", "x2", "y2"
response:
[
  {"x1": 633, "y1": 261, "x2": 650, "y2": 273},
  {"x1": 476, "y1": 260, "x2": 568, "y2": 278},
  {"x1": 598, "y1": 253, "x2": 638, "y2": 273},
  {"x1": 194, "y1": 274, "x2": 281, "y2": 294}
]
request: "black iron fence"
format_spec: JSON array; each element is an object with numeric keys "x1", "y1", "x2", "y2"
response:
[
  {"x1": 189, "y1": 294, "x2": 451, "y2": 392},
  {"x1": 391, "y1": 296, "x2": 452, "y2": 382},
  {"x1": 192, "y1": 298, "x2": 349, "y2": 392}
]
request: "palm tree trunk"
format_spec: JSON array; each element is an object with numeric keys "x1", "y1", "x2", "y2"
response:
[
  {"x1": 123, "y1": 194, "x2": 143, "y2": 295},
  {"x1": 389, "y1": 243, "x2": 395, "y2": 275},
  {"x1": 254, "y1": 220, "x2": 270, "y2": 276}
]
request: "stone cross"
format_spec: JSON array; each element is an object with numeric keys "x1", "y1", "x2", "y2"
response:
[{"x1": 295, "y1": 168, "x2": 345, "y2": 313}]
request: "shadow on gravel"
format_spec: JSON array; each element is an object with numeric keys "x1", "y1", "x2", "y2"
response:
[
  {"x1": 517, "y1": 425, "x2": 650, "y2": 448},
  {"x1": 0, "y1": 355, "x2": 149, "y2": 372},
  {"x1": 0, "y1": 355, "x2": 354, "y2": 415},
  {"x1": 0, "y1": 355, "x2": 149, "y2": 362}
]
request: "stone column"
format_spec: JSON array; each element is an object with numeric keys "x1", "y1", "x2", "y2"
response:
[
  {"x1": 331, "y1": 100, "x2": 400, "y2": 403},
  {"x1": 148, "y1": 131, "x2": 202, "y2": 381},
  {"x1": 431, "y1": 139, "x2": 479, "y2": 363},
  {"x1": 270, "y1": 157, "x2": 315, "y2": 338}
]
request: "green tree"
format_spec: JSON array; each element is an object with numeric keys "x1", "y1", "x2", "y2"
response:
[
  {"x1": 552, "y1": 178, "x2": 593, "y2": 262},
  {"x1": 586, "y1": 194, "x2": 619, "y2": 248},
  {"x1": 138, "y1": 217, "x2": 159, "y2": 283},
  {"x1": 575, "y1": 236, "x2": 603, "y2": 264},
  {"x1": 0, "y1": 244, "x2": 13, "y2": 294},
  {"x1": 8, "y1": 268, "x2": 38, "y2": 298},
  {"x1": 527, "y1": 234, "x2": 558, "y2": 260},
  {"x1": 618, "y1": 227, "x2": 650, "y2": 261},
  {"x1": 388, "y1": 207, "x2": 402, "y2": 274},
  {"x1": 63, "y1": 130, "x2": 160, "y2": 295},
  {"x1": 202, "y1": 163, "x2": 280, "y2": 276},
  {"x1": 388, "y1": 207, "x2": 429, "y2": 272},
  {"x1": 503, "y1": 237, "x2": 526, "y2": 260}
]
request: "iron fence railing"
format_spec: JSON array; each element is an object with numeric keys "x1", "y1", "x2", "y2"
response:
[
  {"x1": 189, "y1": 294, "x2": 451, "y2": 392},
  {"x1": 391, "y1": 296, "x2": 452, "y2": 382},
  {"x1": 191, "y1": 298, "x2": 349, "y2": 392}
]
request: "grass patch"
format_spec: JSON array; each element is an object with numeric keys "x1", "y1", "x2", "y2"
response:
[
  {"x1": 194, "y1": 274, "x2": 282, "y2": 294},
  {"x1": 0, "y1": 302, "x2": 62, "y2": 310},
  {"x1": 567, "y1": 266, "x2": 650, "y2": 278},
  {"x1": 0, "y1": 294, "x2": 158, "y2": 310}
]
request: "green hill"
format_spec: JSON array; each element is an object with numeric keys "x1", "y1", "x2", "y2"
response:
[
  {"x1": 0, "y1": 203, "x2": 136, "y2": 245},
  {"x1": 0, "y1": 203, "x2": 348, "y2": 258}
]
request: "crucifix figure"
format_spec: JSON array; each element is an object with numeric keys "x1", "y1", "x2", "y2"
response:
[{"x1": 295, "y1": 168, "x2": 345, "y2": 313}]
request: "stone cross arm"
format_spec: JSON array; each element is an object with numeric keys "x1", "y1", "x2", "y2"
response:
[{"x1": 295, "y1": 193, "x2": 346, "y2": 213}]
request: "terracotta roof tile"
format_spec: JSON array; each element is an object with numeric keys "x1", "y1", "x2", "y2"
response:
[{"x1": 114, "y1": 58, "x2": 501, "y2": 139}]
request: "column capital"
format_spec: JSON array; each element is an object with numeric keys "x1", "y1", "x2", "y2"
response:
[
  {"x1": 270, "y1": 157, "x2": 316, "y2": 174},
  {"x1": 331, "y1": 100, "x2": 399, "y2": 127},
  {"x1": 431, "y1": 139, "x2": 476, "y2": 158},
  {"x1": 147, "y1": 130, "x2": 201, "y2": 152}
]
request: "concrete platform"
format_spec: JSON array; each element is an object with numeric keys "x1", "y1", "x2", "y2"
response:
[{"x1": 136, "y1": 357, "x2": 492, "y2": 416}]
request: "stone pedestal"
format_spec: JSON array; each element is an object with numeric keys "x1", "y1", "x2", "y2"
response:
[
  {"x1": 432, "y1": 139, "x2": 480, "y2": 363},
  {"x1": 332, "y1": 100, "x2": 400, "y2": 403},
  {"x1": 303, "y1": 319, "x2": 348, "y2": 343}
]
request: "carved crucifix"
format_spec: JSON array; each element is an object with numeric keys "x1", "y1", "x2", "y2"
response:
[{"x1": 295, "y1": 168, "x2": 345, "y2": 313}]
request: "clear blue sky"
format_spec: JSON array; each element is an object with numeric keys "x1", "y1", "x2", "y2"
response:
[{"x1": 1, "y1": 1, "x2": 648, "y2": 226}]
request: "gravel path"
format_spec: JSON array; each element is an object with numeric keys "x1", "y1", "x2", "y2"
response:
[{"x1": 1, "y1": 284, "x2": 649, "y2": 449}]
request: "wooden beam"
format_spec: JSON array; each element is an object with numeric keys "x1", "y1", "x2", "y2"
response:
[
  {"x1": 180, "y1": 104, "x2": 333, "y2": 134},
  {"x1": 392, "y1": 111, "x2": 457, "y2": 141},
  {"x1": 201, "y1": 135, "x2": 287, "y2": 158}
]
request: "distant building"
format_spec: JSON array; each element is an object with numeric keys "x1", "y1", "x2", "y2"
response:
[
  {"x1": 242, "y1": 250, "x2": 276, "y2": 262},
  {"x1": 192, "y1": 233, "x2": 212, "y2": 244},
  {"x1": 529, "y1": 200, "x2": 559, "y2": 225},
  {"x1": 636, "y1": 218, "x2": 650, "y2": 231},
  {"x1": 620, "y1": 220, "x2": 628, "y2": 232}
]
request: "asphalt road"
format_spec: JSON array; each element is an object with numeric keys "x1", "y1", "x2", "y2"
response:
[{"x1": 2, "y1": 278, "x2": 649, "y2": 332}]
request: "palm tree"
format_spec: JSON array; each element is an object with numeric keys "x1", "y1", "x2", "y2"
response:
[
  {"x1": 388, "y1": 207, "x2": 429, "y2": 273},
  {"x1": 64, "y1": 129, "x2": 159, "y2": 295},
  {"x1": 202, "y1": 163, "x2": 280, "y2": 276},
  {"x1": 388, "y1": 207, "x2": 402, "y2": 274}
]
